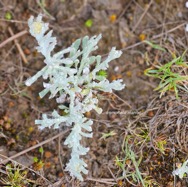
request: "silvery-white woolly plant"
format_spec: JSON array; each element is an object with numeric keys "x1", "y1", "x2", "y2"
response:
[
  {"x1": 172, "y1": 159, "x2": 188, "y2": 179},
  {"x1": 26, "y1": 14, "x2": 125, "y2": 181}
]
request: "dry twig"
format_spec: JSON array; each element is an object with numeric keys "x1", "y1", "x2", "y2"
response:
[
  {"x1": 0, "y1": 130, "x2": 69, "y2": 165},
  {"x1": 8, "y1": 27, "x2": 28, "y2": 64},
  {"x1": 132, "y1": 0, "x2": 153, "y2": 32},
  {"x1": 0, "y1": 30, "x2": 27, "y2": 49}
]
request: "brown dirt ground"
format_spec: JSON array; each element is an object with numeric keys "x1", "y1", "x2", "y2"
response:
[{"x1": 0, "y1": 0, "x2": 188, "y2": 186}]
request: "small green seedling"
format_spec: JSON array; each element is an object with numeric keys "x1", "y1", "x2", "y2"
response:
[
  {"x1": 97, "y1": 70, "x2": 107, "y2": 78},
  {"x1": 32, "y1": 148, "x2": 45, "y2": 171},
  {"x1": 39, "y1": 147, "x2": 44, "y2": 154},
  {"x1": 134, "y1": 127, "x2": 150, "y2": 146},
  {"x1": 85, "y1": 19, "x2": 93, "y2": 28},
  {"x1": 155, "y1": 139, "x2": 167, "y2": 154},
  {"x1": 144, "y1": 52, "x2": 188, "y2": 99},
  {"x1": 33, "y1": 156, "x2": 39, "y2": 163},
  {"x1": 33, "y1": 147, "x2": 44, "y2": 171},
  {"x1": 5, "y1": 12, "x2": 12, "y2": 20},
  {"x1": 0, "y1": 164, "x2": 32, "y2": 186}
]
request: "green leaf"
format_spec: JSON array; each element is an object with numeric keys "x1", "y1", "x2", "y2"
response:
[
  {"x1": 39, "y1": 147, "x2": 44, "y2": 154},
  {"x1": 33, "y1": 157, "x2": 38, "y2": 163},
  {"x1": 144, "y1": 40, "x2": 166, "y2": 52},
  {"x1": 96, "y1": 70, "x2": 107, "y2": 77},
  {"x1": 5, "y1": 12, "x2": 12, "y2": 20},
  {"x1": 85, "y1": 19, "x2": 93, "y2": 28}
]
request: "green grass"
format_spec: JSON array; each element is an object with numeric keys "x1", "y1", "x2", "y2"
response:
[
  {"x1": 115, "y1": 136, "x2": 160, "y2": 187},
  {"x1": 144, "y1": 52, "x2": 188, "y2": 99},
  {"x1": 0, "y1": 164, "x2": 32, "y2": 187}
]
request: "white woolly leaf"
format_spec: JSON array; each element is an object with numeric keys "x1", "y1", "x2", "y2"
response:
[{"x1": 26, "y1": 14, "x2": 125, "y2": 181}]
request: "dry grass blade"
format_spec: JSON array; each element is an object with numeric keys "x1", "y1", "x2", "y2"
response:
[{"x1": 0, "y1": 30, "x2": 28, "y2": 49}]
